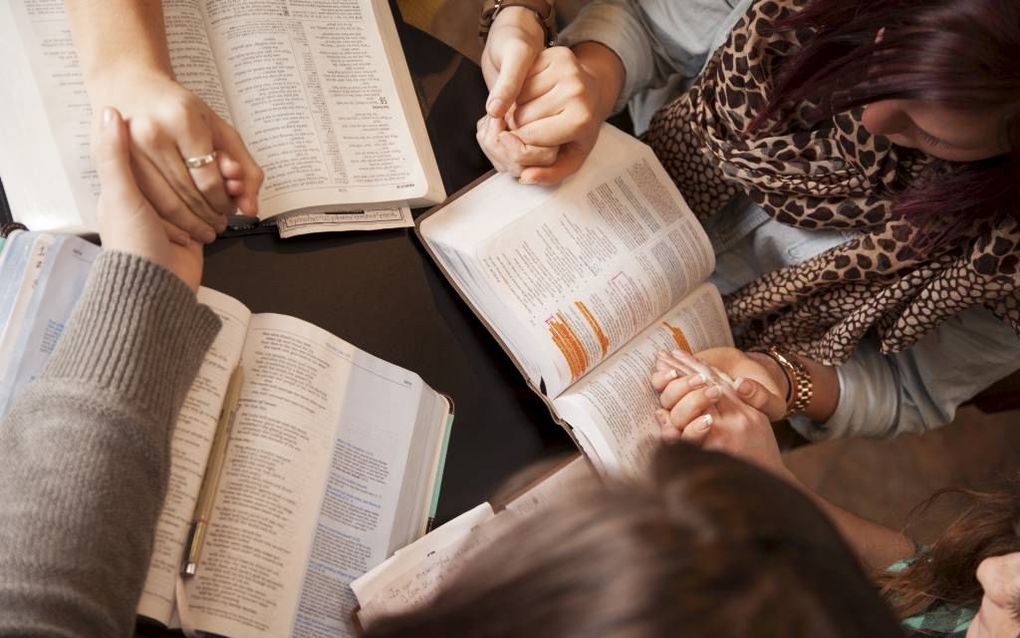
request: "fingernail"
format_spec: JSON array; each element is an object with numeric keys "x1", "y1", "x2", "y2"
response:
[
  {"x1": 688, "y1": 373, "x2": 707, "y2": 388},
  {"x1": 736, "y1": 377, "x2": 754, "y2": 397},
  {"x1": 663, "y1": 368, "x2": 678, "y2": 381},
  {"x1": 705, "y1": 385, "x2": 722, "y2": 399},
  {"x1": 102, "y1": 107, "x2": 116, "y2": 128},
  {"x1": 672, "y1": 348, "x2": 689, "y2": 359},
  {"x1": 203, "y1": 229, "x2": 217, "y2": 243},
  {"x1": 519, "y1": 176, "x2": 537, "y2": 185},
  {"x1": 696, "y1": 414, "x2": 714, "y2": 431},
  {"x1": 654, "y1": 409, "x2": 669, "y2": 427},
  {"x1": 487, "y1": 97, "x2": 505, "y2": 114}
]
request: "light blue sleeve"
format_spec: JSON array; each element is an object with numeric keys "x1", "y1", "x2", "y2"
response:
[
  {"x1": 558, "y1": 0, "x2": 746, "y2": 116},
  {"x1": 791, "y1": 306, "x2": 1020, "y2": 440}
]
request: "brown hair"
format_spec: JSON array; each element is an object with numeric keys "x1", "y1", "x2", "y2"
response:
[
  {"x1": 365, "y1": 445, "x2": 902, "y2": 638},
  {"x1": 880, "y1": 488, "x2": 1020, "y2": 617}
]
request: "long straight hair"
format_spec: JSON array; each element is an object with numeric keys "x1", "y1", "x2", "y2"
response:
[
  {"x1": 365, "y1": 445, "x2": 904, "y2": 638},
  {"x1": 750, "y1": 0, "x2": 1020, "y2": 246}
]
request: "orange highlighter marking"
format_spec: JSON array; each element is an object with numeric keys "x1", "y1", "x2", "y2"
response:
[
  {"x1": 548, "y1": 312, "x2": 588, "y2": 381},
  {"x1": 575, "y1": 301, "x2": 609, "y2": 356},
  {"x1": 662, "y1": 321, "x2": 692, "y2": 354}
]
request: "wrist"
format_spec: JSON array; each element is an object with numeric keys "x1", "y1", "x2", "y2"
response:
[
  {"x1": 44, "y1": 251, "x2": 218, "y2": 424},
  {"x1": 747, "y1": 351, "x2": 791, "y2": 402},
  {"x1": 483, "y1": 0, "x2": 554, "y2": 49},
  {"x1": 86, "y1": 61, "x2": 174, "y2": 99},
  {"x1": 573, "y1": 41, "x2": 624, "y2": 121},
  {"x1": 796, "y1": 356, "x2": 840, "y2": 424},
  {"x1": 491, "y1": 6, "x2": 546, "y2": 48},
  {"x1": 754, "y1": 349, "x2": 839, "y2": 423}
]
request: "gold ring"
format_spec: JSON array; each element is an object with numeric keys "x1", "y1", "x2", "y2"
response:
[{"x1": 185, "y1": 152, "x2": 217, "y2": 169}]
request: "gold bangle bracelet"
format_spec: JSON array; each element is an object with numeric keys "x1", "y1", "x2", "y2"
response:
[{"x1": 757, "y1": 347, "x2": 813, "y2": 416}]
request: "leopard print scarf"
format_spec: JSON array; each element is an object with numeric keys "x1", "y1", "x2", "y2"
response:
[{"x1": 644, "y1": 0, "x2": 1020, "y2": 365}]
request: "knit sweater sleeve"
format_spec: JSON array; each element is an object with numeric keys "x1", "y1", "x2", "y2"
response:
[{"x1": 0, "y1": 251, "x2": 221, "y2": 638}]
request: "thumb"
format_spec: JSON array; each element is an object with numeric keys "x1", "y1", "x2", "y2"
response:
[
  {"x1": 94, "y1": 107, "x2": 139, "y2": 199},
  {"x1": 519, "y1": 142, "x2": 589, "y2": 185},
  {"x1": 732, "y1": 377, "x2": 787, "y2": 421},
  {"x1": 486, "y1": 43, "x2": 537, "y2": 118}
]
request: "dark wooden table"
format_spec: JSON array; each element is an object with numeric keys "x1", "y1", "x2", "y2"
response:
[{"x1": 196, "y1": 13, "x2": 574, "y2": 528}]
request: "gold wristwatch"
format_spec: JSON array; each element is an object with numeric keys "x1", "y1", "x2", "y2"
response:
[
  {"x1": 761, "y1": 347, "x2": 813, "y2": 417},
  {"x1": 479, "y1": 0, "x2": 557, "y2": 47}
]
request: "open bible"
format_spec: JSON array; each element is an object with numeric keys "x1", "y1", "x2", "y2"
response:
[
  {"x1": 351, "y1": 456, "x2": 593, "y2": 630},
  {"x1": 0, "y1": 232, "x2": 454, "y2": 638},
  {"x1": 0, "y1": 0, "x2": 444, "y2": 235},
  {"x1": 418, "y1": 125, "x2": 732, "y2": 475}
]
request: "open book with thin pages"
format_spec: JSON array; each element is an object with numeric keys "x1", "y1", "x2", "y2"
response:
[
  {"x1": 417, "y1": 124, "x2": 734, "y2": 476},
  {"x1": 0, "y1": 0, "x2": 444, "y2": 235},
  {"x1": 351, "y1": 455, "x2": 593, "y2": 630},
  {"x1": 0, "y1": 231, "x2": 454, "y2": 638}
]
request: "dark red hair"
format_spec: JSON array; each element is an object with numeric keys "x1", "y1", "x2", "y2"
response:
[{"x1": 751, "y1": 0, "x2": 1020, "y2": 247}]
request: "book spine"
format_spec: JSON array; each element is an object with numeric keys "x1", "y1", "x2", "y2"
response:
[{"x1": 426, "y1": 413, "x2": 456, "y2": 531}]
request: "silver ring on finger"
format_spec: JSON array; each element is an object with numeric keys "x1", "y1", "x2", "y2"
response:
[{"x1": 184, "y1": 151, "x2": 217, "y2": 169}]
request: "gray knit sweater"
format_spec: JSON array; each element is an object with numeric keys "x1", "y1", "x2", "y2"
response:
[{"x1": 0, "y1": 251, "x2": 221, "y2": 637}]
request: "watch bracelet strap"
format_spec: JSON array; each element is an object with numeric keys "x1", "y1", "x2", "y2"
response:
[
  {"x1": 479, "y1": 0, "x2": 557, "y2": 47},
  {"x1": 757, "y1": 347, "x2": 812, "y2": 417}
]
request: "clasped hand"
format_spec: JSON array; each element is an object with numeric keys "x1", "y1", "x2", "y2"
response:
[
  {"x1": 479, "y1": 9, "x2": 604, "y2": 185},
  {"x1": 649, "y1": 348, "x2": 793, "y2": 481},
  {"x1": 94, "y1": 107, "x2": 203, "y2": 292},
  {"x1": 90, "y1": 69, "x2": 264, "y2": 245}
]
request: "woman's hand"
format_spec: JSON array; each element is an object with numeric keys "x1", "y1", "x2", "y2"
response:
[
  {"x1": 652, "y1": 351, "x2": 915, "y2": 570},
  {"x1": 650, "y1": 350, "x2": 792, "y2": 481},
  {"x1": 475, "y1": 114, "x2": 559, "y2": 179},
  {"x1": 686, "y1": 347, "x2": 789, "y2": 421},
  {"x1": 479, "y1": 43, "x2": 612, "y2": 183},
  {"x1": 476, "y1": 46, "x2": 605, "y2": 185},
  {"x1": 94, "y1": 107, "x2": 203, "y2": 292},
  {"x1": 481, "y1": 6, "x2": 547, "y2": 119},
  {"x1": 497, "y1": 45, "x2": 606, "y2": 185},
  {"x1": 479, "y1": 6, "x2": 560, "y2": 181},
  {"x1": 480, "y1": 9, "x2": 624, "y2": 186},
  {"x1": 90, "y1": 69, "x2": 264, "y2": 244}
]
